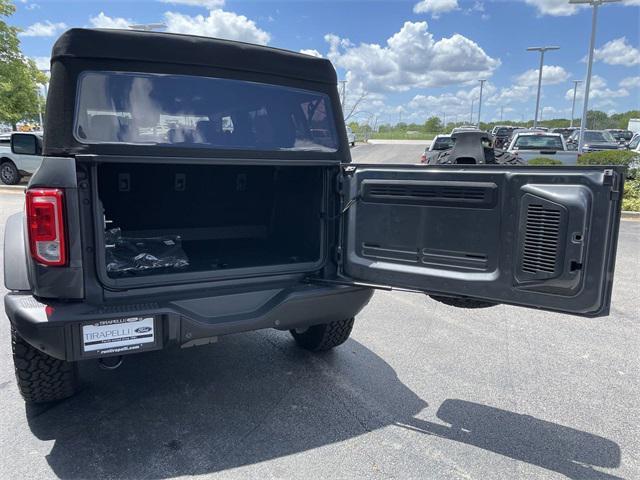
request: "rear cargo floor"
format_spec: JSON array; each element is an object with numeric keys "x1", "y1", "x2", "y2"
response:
[
  {"x1": 96, "y1": 163, "x2": 326, "y2": 281},
  {"x1": 183, "y1": 239, "x2": 318, "y2": 272}
]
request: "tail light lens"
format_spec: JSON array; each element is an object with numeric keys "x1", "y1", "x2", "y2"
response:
[
  {"x1": 25, "y1": 189, "x2": 67, "y2": 266},
  {"x1": 420, "y1": 154, "x2": 427, "y2": 163}
]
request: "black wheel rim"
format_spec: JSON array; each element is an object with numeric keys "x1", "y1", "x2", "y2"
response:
[{"x1": 1, "y1": 164, "x2": 14, "y2": 183}]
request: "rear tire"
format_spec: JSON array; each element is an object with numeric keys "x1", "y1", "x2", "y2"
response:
[
  {"x1": 290, "y1": 317, "x2": 355, "y2": 352},
  {"x1": 11, "y1": 326, "x2": 78, "y2": 403},
  {"x1": 0, "y1": 161, "x2": 21, "y2": 185},
  {"x1": 493, "y1": 149, "x2": 524, "y2": 165}
]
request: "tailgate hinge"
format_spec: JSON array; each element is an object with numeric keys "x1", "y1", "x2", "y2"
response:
[
  {"x1": 602, "y1": 169, "x2": 622, "y2": 200},
  {"x1": 342, "y1": 164, "x2": 357, "y2": 175}
]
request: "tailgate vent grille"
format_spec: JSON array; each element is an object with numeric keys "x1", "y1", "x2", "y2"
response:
[
  {"x1": 367, "y1": 184, "x2": 485, "y2": 200},
  {"x1": 521, "y1": 204, "x2": 561, "y2": 274},
  {"x1": 362, "y1": 182, "x2": 497, "y2": 208}
]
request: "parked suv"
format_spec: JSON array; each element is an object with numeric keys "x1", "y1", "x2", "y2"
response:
[
  {"x1": 490, "y1": 126, "x2": 516, "y2": 149},
  {"x1": 3, "y1": 29, "x2": 625, "y2": 403},
  {"x1": 0, "y1": 132, "x2": 44, "y2": 184},
  {"x1": 567, "y1": 130, "x2": 622, "y2": 152}
]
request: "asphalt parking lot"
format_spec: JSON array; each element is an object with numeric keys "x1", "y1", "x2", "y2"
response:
[
  {"x1": 351, "y1": 141, "x2": 426, "y2": 164},
  {"x1": 0, "y1": 148, "x2": 638, "y2": 479}
]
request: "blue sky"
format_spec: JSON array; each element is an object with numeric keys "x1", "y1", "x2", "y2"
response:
[{"x1": 10, "y1": 0, "x2": 640, "y2": 124}]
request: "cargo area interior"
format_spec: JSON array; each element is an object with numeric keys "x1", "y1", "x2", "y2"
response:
[{"x1": 96, "y1": 163, "x2": 326, "y2": 279}]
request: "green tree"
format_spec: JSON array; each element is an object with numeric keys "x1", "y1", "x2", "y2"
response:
[
  {"x1": 585, "y1": 110, "x2": 609, "y2": 130},
  {"x1": 424, "y1": 116, "x2": 442, "y2": 132},
  {"x1": 610, "y1": 110, "x2": 640, "y2": 130},
  {"x1": 0, "y1": 0, "x2": 20, "y2": 63},
  {"x1": 0, "y1": 0, "x2": 47, "y2": 129}
]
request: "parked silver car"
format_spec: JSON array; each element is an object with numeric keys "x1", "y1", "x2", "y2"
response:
[{"x1": 0, "y1": 132, "x2": 44, "y2": 184}]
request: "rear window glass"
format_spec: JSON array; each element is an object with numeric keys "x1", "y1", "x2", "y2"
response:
[
  {"x1": 74, "y1": 71, "x2": 339, "y2": 152},
  {"x1": 585, "y1": 131, "x2": 615, "y2": 143},
  {"x1": 514, "y1": 135, "x2": 564, "y2": 150},
  {"x1": 433, "y1": 137, "x2": 454, "y2": 150}
]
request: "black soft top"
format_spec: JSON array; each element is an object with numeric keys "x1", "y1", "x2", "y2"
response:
[{"x1": 51, "y1": 28, "x2": 337, "y2": 85}]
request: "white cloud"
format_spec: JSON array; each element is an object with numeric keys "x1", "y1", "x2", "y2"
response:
[
  {"x1": 483, "y1": 66, "x2": 569, "y2": 107},
  {"x1": 299, "y1": 49, "x2": 323, "y2": 58},
  {"x1": 593, "y1": 37, "x2": 640, "y2": 66},
  {"x1": 489, "y1": 84, "x2": 534, "y2": 105},
  {"x1": 620, "y1": 76, "x2": 640, "y2": 89},
  {"x1": 515, "y1": 65, "x2": 570, "y2": 87},
  {"x1": 32, "y1": 56, "x2": 50, "y2": 70},
  {"x1": 325, "y1": 21, "x2": 500, "y2": 94},
  {"x1": 88, "y1": 8, "x2": 270, "y2": 45},
  {"x1": 563, "y1": 75, "x2": 629, "y2": 102},
  {"x1": 159, "y1": 0, "x2": 225, "y2": 8},
  {"x1": 413, "y1": 0, "x2": 459, "y2": 18},
  {"x1": 524, "y1": 0, "x2": 587, "y2": 16},
  {"x1": 526, "y1": 0, "x2": 638, "y2": 16},
  {"x1": 409, "y1": 83, "x2": 497, "y2": 118},
  {"x1": 19, "y1": 20, "x2": 67, "y2": 37},
  {"x1": 89, "y1": 12, "x2": 133, "y2": 29},
  {"x1": 163, "y1": 9, "x2": 270, "y2": 44}
]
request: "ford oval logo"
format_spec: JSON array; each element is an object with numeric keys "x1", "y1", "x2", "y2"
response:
[{"x1": 135, "y1": 326, "x2": 152, "y2": 333}]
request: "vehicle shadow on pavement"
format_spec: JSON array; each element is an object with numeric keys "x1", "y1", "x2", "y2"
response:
[
  {"x1": 24, "y1": 332, "x2": 621, "y2": 479},
  {"x1": 398, "y1": 400, "x2": 623, "y2": 480}
]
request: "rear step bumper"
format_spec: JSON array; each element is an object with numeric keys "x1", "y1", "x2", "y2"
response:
[{"x1": 5, "y1": 284, "x2": 373, "y2": 361}]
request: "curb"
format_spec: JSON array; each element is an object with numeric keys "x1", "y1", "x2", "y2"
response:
[
  {"x1": 367, "y1": 139, "x2": 432, "y2": 145},
  {"x1": 0, "y1": 185, "x2": 26, "y2": 194},
  {"x1": 621, "y1": 210, "x2": 640, "y2": 219}
]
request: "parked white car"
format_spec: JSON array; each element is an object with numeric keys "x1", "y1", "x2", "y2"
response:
[
  {"x1": 506, "y1": 131, "x2": 580, "y2": 165},
  {"x1": 345, "y1": 126, "x2": 356, "y2": 147},
  {"x1": 451, "y1": 125, "x2": 479, "y2": 134},
  {"x1": 0, "y1": 132, "x2": 44, "y2": 185},
  {"x1": 628, "y1": 133, "x2": 640, "y2": 153}
]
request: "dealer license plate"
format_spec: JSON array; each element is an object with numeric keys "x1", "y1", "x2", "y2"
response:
[{"x1": 82, "y1": 317, "x2": 155, "y2": 355}]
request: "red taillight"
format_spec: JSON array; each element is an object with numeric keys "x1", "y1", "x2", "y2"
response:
[
  {"x1": 420, "y1": 154, "x2": 427, "y2": 163},
  {"x1": 26, "y1": 189, "x2": 67, "y2": 266}
]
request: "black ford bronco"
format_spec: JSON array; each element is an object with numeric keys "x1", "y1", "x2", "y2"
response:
[{"x1": 3, "y1": 29, "x2": 624, "y2": 403}]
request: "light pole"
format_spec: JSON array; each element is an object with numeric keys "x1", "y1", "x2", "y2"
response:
[
  {"x1": 477, "y1": 79, "x2": 486, "y2": 127},
  {"x1": 569, "y1": 0, "x2": 621, "y2": 152},
  {"x1": 526, "y1": 46, "x2": 560, "y2": 128},
  {"x1": 38, "y1": 69, "x2": 50, "y2": 130},
  {"x1": 569, "y1": 80, "x2": 582, "y2": 127},
  {"x1": 470, "y1": 98, "x2": 475, "y2": 124},
  {"x1": 500, "y1": 106, "x2": 504, "y2": 122},
  {"x1": 339, "y1": 80, "x2": 347, "y2": 108}
]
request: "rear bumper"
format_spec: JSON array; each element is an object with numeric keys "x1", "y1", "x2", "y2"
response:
[{"x1": 5, "y1": 283, "x2": 374, "y2": 361}]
